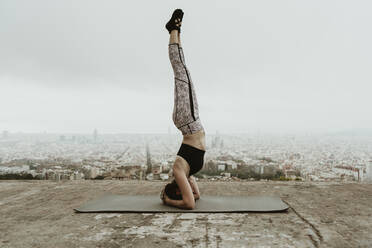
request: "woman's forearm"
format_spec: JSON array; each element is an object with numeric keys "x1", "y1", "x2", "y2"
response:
[
  {"x1": 188, "y1": 176, "x2": 200, "y2": 198},
  {"x1": 165, "y1": 198, "x2": 193, "y2": 210}
]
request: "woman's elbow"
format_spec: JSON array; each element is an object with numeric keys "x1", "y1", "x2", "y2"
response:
[{"x1": 184, "y1": 200, "x2": 195, "y2": 210}]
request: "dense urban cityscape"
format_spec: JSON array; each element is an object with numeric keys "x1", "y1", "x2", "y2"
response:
[{"x1": 1, "y1": 129, "x2": 371, "y2": 183}]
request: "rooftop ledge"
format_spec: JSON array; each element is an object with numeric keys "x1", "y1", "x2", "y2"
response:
[{"x1": 0, "y1": 180, "x2": 371, "y2": 248}]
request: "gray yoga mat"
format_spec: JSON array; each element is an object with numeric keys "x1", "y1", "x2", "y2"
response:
[{"x1": 74, "y1": 194, "x2": 289, "y2": 213}]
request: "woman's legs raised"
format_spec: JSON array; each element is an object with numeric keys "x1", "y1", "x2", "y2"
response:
[{"x1": 169, "y1": 32, "x2": 204, "y2": 135}]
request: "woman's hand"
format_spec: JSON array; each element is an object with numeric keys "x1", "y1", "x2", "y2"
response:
[
  {"x1": 163, "y1": 193, "x2": 171, "y2": 205},
  {"x1": 160, "y1": 186, "x2": 173, "y2": 205},
  {"x1": 160, "y1": 187, "x2": 166, "y2": 204}
]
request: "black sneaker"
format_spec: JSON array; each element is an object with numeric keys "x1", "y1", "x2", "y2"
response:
[{"x1": 165, "y1": 9, "x2": 184, "y2": 34}]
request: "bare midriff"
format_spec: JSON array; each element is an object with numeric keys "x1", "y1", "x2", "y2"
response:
[{"x1": 182, "y1": 130, "x2": 206, "y2": 151}]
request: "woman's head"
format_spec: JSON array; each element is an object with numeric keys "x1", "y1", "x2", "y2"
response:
[{"x1": 164, "y1": 179, "x2": 182, "y2": 200}]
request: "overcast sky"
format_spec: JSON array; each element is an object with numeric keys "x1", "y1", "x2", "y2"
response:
[{"x1": 1, "y1": 0, "x2": 371, "y2": 134}]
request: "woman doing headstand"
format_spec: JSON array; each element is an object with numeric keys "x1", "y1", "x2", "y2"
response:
[{"x1": 160, "y1": 9, "x2": 206, "y2": 210}]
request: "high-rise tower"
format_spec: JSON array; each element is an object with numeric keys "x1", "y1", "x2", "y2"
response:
[
  {"x1": 146, "y1": 143, "x2": 152, "y2": 174},
  {"x1": 93, "y1": 129, "x2": 98, "y2": 142}
]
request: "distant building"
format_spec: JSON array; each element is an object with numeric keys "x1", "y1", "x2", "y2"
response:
[
  {"x1": 74, "y1": 172, "x2": 84, "y2": 180},
  {"x1": 211, "y1": 131, "x2": 224, "y2": 149},
  {"x1": 365, "y1": 160, "x2": 372, "y2": 182},
  {"x1": 90, "y1": 167, "x2": 98, "y2": 179},
  {"x1": 204, "y1": 160, "x2": 217, "y2": 171},
  {"x1": 55, "y1": 173, "x2": 61, "y2": 181},
  {"x1": 217, "y1": 164, "x2": 226, "y2": 171},
  {"x1": 146, "y1": 143, "x2": 152, "y2": 174},
  {"x1": 111, "y1": 165, "x2": 145, "y2": 180},
  {"x1": 152, "y1": 165, "x2": 162, "y2": 175},
  {"x1": 333, "y1": 165, "x2": 362, "y2": 181},
  {"x1": 221, "y1": 172, "x2": 231, "y2": 177},
  {"x1": 93, "y1": 129, "x2": 98, "y2": 142},
  {"x1": 263, "y1": 165, "x2": 276, "y2": 175},
  {"x1": 225, "y1": 160, "x2": 237, "y2": 170},
  {"x1": 284, "y1": 169, "x2": 297, "y2": 179},
  {"x1": 125, "y1": 165, "x2": 144, "y2": 179},
  {"x1": 146, "y1": 173, "x2": 153, "y2": 180}
]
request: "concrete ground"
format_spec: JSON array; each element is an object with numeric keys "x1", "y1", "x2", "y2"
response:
[{"x1": 0, "y1": 180, "x2": 371, "y2": 248}]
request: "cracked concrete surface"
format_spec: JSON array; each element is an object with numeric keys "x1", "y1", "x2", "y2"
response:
[{"x1": 0, "y1": 180, "x2": 371, "y2": 247}]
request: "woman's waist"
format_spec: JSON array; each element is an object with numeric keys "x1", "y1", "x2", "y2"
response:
[{"x1": 182, "y1": 131, "x2": 206, "y2": 151}]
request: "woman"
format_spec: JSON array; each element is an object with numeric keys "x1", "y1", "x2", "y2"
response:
[{"x1": 160, "y1": 9, "x2": 206, "y2": 210}]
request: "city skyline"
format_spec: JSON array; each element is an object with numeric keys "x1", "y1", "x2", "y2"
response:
[
  {"x1": 2, "y1": 127, "x2": 372, "y2": 136},
  {"x1": 1, "y1": 130, "x2": 371, "y2": 183}
]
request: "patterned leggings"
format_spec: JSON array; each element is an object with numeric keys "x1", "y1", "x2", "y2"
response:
[{"x1": 168, "y1": 43, "x2": 204, "y2": 135}]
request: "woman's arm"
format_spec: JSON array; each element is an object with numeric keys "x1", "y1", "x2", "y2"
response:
[
  {"x1": 160, "y1": 185, "x2": 195, "y2": 209},
  {"x1": 164, "y1": 194, "x2": 194, "y2": 210},
  {"x1": 164, "y1": 166, "x2": 195, "y2": 209},
  {"x1": 188, "y1": 176, "x2": 200, "y2": 200}
]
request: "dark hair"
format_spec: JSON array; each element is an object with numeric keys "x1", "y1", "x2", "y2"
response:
[{"x1": 164, "y1": 179, "x2": 182, "y2": 200}]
